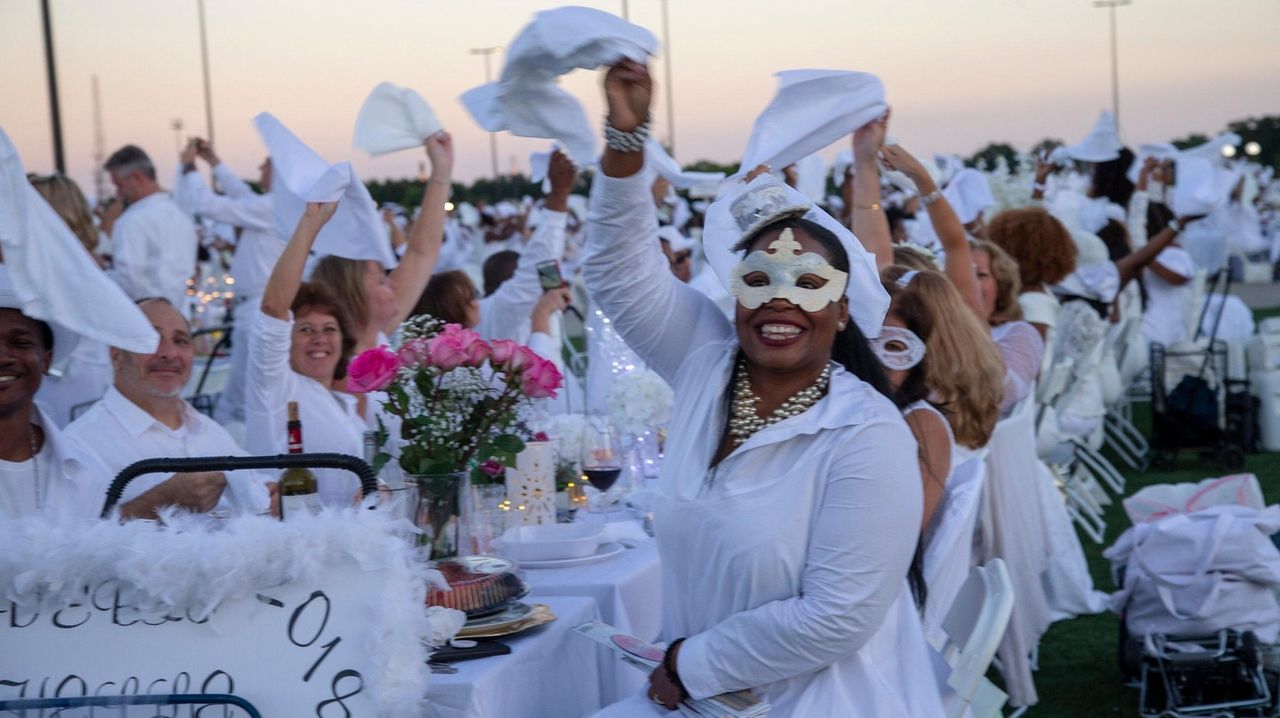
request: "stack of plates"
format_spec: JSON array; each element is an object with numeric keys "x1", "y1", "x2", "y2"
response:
[
  {"x1": 457, "y1": 602, "x2": 557, "y2": 639},
  {"x1": 493, "y1": 523, "x2": 626, "y2": 568}
]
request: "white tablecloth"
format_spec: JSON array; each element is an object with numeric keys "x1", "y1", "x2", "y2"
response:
[
  {"x1": 424, "y1": 595, "x2": 604, "y2": 718},
  {"x1": 523, "y1": 540, "x2": 663, "y2": 703}
]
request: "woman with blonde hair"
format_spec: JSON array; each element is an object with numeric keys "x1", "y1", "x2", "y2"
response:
[
  {"x1": 971, "y1": 239, "x2": 1045, "y2": 414},
  {"x1": 28, "y1": 173, "x2": 100, "y2": 254}
]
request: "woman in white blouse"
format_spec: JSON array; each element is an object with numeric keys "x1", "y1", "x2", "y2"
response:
[
  {"x1": 246, "y1": 202, "x2": 364, "y2": 507},
  {"x1": 589, "y1": 61, "x2": 939, "y2": 717}
]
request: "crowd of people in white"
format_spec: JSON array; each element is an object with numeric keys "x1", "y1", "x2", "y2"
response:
[{"x1": 1, "y1": 8, "x2": 1277, "y2": 714}]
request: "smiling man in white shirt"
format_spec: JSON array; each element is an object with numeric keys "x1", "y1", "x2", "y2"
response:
[
  {"x1": 103, "y1": 145, "x2": 198, "y2": 309},
  {"x1": 66, "y1": 298, "x2": 270, "y2": 518}
]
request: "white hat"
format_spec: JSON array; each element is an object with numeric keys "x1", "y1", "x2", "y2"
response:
[
  {"x1": 1063, "y1": 111, "x2": 1122, "y2": 163},
  {"x1": 944, "y1": 169, "x2": 995, "y2": 225},
  {"x1": 352, "y1": 82, "x2": 442, "y2": 157},
  {"x1": 0, "y1": 126, "x2": 157, "y2": 367},
  {"x1": 1054, "y1": 230, "x2": 1119, "y2": 303},
  {"x1": 255, "y1": 112, "x2": 395, "y2": 268},
  {"x1": 460, "y1": 6, "x2": 657, "y2": 165}
]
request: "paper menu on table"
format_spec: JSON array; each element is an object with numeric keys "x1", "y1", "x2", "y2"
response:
[{"x1": 573, "y1": 621, "x2": 770, "y2": 717}]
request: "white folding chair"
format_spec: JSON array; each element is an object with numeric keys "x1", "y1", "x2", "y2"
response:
[
  {"x1": 932, "y1": 559, "x2": 1015, "y2": 718},
  {"x1": 924, "y1": 456, "x2": 988, "y2": 648}
]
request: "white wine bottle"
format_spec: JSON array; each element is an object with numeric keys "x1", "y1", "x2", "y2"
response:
[{"x1": 279, "y1": 401, "x2": 320, "y2": 519}]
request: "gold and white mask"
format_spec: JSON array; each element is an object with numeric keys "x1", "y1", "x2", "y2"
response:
[{"x1": 728, "y1": 229, "x2": 849, "y2": 312}]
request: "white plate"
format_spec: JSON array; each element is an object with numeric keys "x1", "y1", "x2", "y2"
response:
[{"x1": 517, "y1": 542, "x2": 626, "y2": 569}]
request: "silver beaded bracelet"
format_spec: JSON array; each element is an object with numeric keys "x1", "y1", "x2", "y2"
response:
[{"x1": 604, "y1": 119, "x2": 651, "y2": 153}]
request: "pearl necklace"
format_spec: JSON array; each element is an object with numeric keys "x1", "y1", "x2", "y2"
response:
[{"x1": 727, "y1": 357, "x2": 831, "y2": 446}]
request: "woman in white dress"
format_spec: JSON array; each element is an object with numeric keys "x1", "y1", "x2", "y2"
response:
[
  {"x1": 588, "y1": 61, "x2": 940, "y2": 717},
  {"x1": 247, "y1": 202, "x2": 365, "y2": 507}
]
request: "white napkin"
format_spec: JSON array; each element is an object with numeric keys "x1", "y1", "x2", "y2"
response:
[
  {"x1": 736, "y1": 70, "x2": 887, "y2": 180},
  {"x1": 1178, "y1": 131, "x2": 1241, "y2": 162},
  {"x1": 790, "y1": 153, "x2": 828, "y2": 204},
  {"x1": 657, "y1": 225, "x2": 696, "y2": 253},
  {"x1": 704, "y1": 173, "x2": 888, "y2": 338},
  {"x1": 1171, "y1": 155, "x2": 1233, "y2": 217},
  {"x1": 942, "y1": 168, "x2": 994, "y2": 224},
  {"x1": 645, "y1": 141, "x2": 724, "y2": 198},
  {"x1": 352, "y1": 82, "x2": 442, "y2": 157},
  {"x1": 1063, "y1": 110, "x2": 1122, "y2": 163},
  {"x1": 459, "y1": 6, "x2": 658, "y2": 165},
  {"x1": 0, "y1": 126, "x2": 157, "y2": 365},
  {"x1": 254, "y1": 112, "x2": 395, "y2": 268},
  {"x1": 1055, "y1": 230, "x2": 1120, "y2": 303},
  {"x1": 601, "y1": 520, "x2": 651, "y2": 545},
  {"x1": 1125, "y1": 141, "x2": 1178, "y2": 185}
]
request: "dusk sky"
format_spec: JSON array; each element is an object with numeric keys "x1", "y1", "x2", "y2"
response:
[{"x1": 2, "y1": 0, "x2": 1277, "y2": 200}]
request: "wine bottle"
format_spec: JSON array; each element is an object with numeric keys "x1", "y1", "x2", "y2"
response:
[{"x1": 279, "y1": 401, "x2": 320, "y2": 519}]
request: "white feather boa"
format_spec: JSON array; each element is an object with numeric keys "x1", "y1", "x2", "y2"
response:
[{"x1": 0, "y1": 509, "x2": 454, "y2": 715}]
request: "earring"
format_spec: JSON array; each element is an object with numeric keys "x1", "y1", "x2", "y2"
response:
[{"x1": 837, "y1": 321, "x2": 848, "y2": 331}]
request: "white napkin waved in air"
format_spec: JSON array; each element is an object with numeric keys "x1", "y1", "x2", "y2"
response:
[
  {"x1": 459, "y1": 5, "x2": 658, "y2": 165},
  {"x1": 736, "y1": 69, "x2": 887, "y2": 180},
  {"x1": 1063, "y1": 110, "x2": 1122, "y2": 163},
  {"x1": 645, "y1": 141, "x2": 724, "y2": 198},
  {"x1": 0, "y1": 126, "x2": 157, "y2": 364},
  {"x1": 353, "y1": 82, "x2": 443, "y2": 157},
  {"x1": 254, "y1": 112, "x2": 395, "y2": 268}
]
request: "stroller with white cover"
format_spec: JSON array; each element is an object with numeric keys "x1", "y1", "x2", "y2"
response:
[{"x1": 1104, "y1": 474, "x2": 1280, "y2": 716}]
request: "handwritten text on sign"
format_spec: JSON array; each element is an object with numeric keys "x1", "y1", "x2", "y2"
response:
[{"x1": 0, "y1": 566, "x2": 390, "y2": 716}]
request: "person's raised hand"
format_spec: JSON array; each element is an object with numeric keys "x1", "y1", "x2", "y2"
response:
[
  {"x1": 532, "y1": 286, "x2": 573, "y2": 333},
  {"x1": 195, "y1": 138, "x2": 219, "y2": 165},
  {"x1": 742, "y1": 164, "x2": 773, "y2": 183},
  {"x1": 547, "y1": 150, "x2": 577, "y2": 197},
  {"x1": 880, "y1": 145, "x2": 935, "y2": 194},
  {"x1": 852, "y1": 109, "x2": 890, "y2": 166},
  {"x1": 425, "y1": 131, "x2": 455, "y2": 182},
  {"x1": 1034, "y1": 152, "x2": 1055, "y2": 185},
  {"x1": 603, "y1": 59, "x2": 652, "y2": 132},
  {"x1": 180, "y1": 138, "x2": 199, "y2": 166},
  {"x1": 302, "y1": 201, "x2": 338, "y2": 227},
  {"x1": 1176, "y1": 214, "x2": 1207, "y2": 230}
]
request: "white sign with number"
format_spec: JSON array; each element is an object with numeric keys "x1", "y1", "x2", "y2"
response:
[{"x1": 0, "y1": 565, "x2": 395, "y2": 716}]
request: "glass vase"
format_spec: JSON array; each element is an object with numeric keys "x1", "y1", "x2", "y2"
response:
[{"x1": 411, "y1": 471, "x2": 469, "y2": 560}]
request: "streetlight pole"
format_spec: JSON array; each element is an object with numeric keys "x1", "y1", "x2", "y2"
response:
[
  {"x1": 197, "y1": 0, "x2": 215, "y2": 145},
  {"x1": 661, "y1": 0, "x2": 675, "y2": 154},
  {"x1": 39, "y1": 0, "x2": 65, "y2": 174},
  {"x1": 621, "y1": 0, "x2": 629, "y2": 20},
  {"x1": 470, "y1": 47, "x2": 502, "y2": 179},
  {"x1": 1093, "y1": 0, "x2": 1131, "y2": 130}
]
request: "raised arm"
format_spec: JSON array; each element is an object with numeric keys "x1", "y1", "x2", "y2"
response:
[
  {"x1": 178, "y1": 150, "x2": 273, "y2": 231},
  {"x1": 586, "y1": 61, "x2": 733, "y2": 383},
  {"x1": 1116, "y1": 215, "x2": 1203, "y2": 287},
  {"x1": 881, "y1": 144, "x2": 985, "y2": 316},
  {"x1": 674, "y1": 418, "x2": 922, "y2": 698},
  {"x1": 382, "y1": 133, "x2": 454, "y2": 333},
  {"x1": 850, "y1": 114, "x2": 894, "y2": 271},
  {"x1": 260, "y1": 202, "x2": 336, "y2": 319}
]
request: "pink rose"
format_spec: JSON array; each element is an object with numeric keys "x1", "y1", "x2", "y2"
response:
[
  {"x1": 479, "y1": 459, "x2": 505, "y2": 479},
  {"x1": 521, "y1": 357, "x2": 563, "y2": 400},
  {"x1": 505, "y1": 346, "x2": 539, "y2": 374},
  {"x1": 347, "y1": 346, "x2": 402, "y2": 393},
  {"x1": 397, "y1": 338, "x2": 429, "y2": 367},
  {"x1": 489, "y1": 339, "x2": 518, "y2": 366},
  {"x1": 452, "y1": 328, "x2": 491, "y2": 367},
  {"x1": 532, "y1": 431, "x2": 550, "y2": 442},
  {"x1": 426, "y1": 332, "x2": 467, "y2": 370}
]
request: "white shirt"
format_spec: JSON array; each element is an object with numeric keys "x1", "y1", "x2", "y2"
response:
[
  {"x1": 108, "y1": 192, "x2": 198, "y2": 308},
  {"x1": 65, "y1": 387, "x2": 269, "y2": 513},
  {"x1": 1142, "y1": 245, "x2": 1196, "y2": 348},
  {"x1": 687, "y1": 265, "x2": 735, "y2": 319},
  {"x1": 179, "y1": 164, "x2": 282, "y2": 300},
  {"x1": 475, "y1": 209, "x2": 568, "y2": 346},
  {"x1": 584, "y1": 168, "x2": 942, "y2": 716},
  {"x1": 991, "y1": 320, "x2": 1045, "y2": 416},
  {"x1": 0, "y1": 405, "x2": 111, "y2": 520},
  {"x1": 245, "y1": 310, "x2": 363, "y2": 506}
]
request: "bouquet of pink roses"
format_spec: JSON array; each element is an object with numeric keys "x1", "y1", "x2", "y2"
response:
[{"x1": 346, "y1": 315, "x2": 563, "y2": 484}]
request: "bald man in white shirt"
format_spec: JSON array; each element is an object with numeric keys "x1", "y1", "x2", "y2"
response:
[
  {"x1": 66, "y1": 298, "x2": 272, "y2": 517},
  {"x1": 103, "y1": 145, "x2": 198, "y2": 309}
]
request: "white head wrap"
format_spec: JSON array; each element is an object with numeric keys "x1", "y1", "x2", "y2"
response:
[
  {"x1": 254, "y1": 112, "x2": 395, "y2": 268},
  {"x1": 0, "y1": 126, "x2": 157, "y2": 366}
]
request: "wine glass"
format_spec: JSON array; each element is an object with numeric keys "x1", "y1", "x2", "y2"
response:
[{"x1": 579, "y1": 414, "x2": 623, "y2": 514}]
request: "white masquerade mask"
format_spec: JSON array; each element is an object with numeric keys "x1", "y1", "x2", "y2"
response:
[
  {"x1": 728, "y1": 229, "x2": 849, "y2": 312},
  {"x1": 870, "y1": 325, "x2": 926, "y2": 371}
]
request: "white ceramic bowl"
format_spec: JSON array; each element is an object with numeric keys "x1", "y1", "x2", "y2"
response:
[{"x1": 495, "y1": 523, "x2": 604, "y2": 562}]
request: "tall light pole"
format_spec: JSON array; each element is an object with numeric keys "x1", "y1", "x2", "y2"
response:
[
  {"x1": 621, "y1": 0, "x2": 629, "y2": 20},
  {"x1": 197, "y1": 0, "x2": 215, "y2": 145},
  {"x1": 1093, "y1": 0, "x2": 1131, "y2": 130},
  {"x1": 470, "y1": 46, "x2": 502, "y2": 179},
  {"x1": 40, "y1": 0, "x2": 65, "y2": 174},
  {"x1": 660, "y1": 0, "x2": 675, "y2": 154}
]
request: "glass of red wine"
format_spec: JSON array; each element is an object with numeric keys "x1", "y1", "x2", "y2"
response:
[{"x1": 580, "y1": 414, "x2": 622, "y2": 513}]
